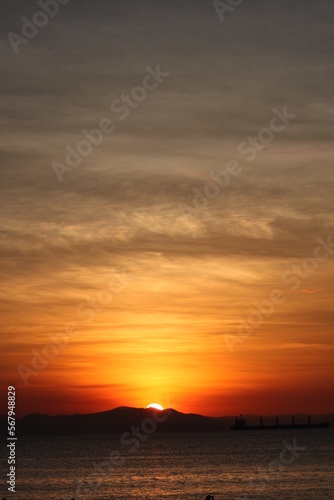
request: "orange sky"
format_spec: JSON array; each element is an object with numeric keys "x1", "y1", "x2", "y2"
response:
[
  {"x1": 1, "y1": 1, "x2": 334, "y2": 418},
  {"x1": 2, "y1": 244, "x2": 334, "y2": 417}
]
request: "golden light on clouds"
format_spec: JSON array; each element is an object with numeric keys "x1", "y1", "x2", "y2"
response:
[{"x1": 1, "y1": 1, "x2": 334, "y2": 418}]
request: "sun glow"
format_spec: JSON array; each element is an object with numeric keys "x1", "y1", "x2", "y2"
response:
[{"x1": 146, "y1": 403, "x2": 164, "y2": 411}]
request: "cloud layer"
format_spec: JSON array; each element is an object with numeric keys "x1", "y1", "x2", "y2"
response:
[{"x1": 1, "y1": 0, "x2": 333, "y2": 416}]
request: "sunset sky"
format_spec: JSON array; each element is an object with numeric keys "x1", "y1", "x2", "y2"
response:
[{"x1": 1, "y1": 0, "x2": 334, "y2": 417}]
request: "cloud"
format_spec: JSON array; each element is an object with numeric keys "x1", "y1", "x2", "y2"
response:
[{"x1": 1, "y1": 0, "x2": 334, "y2": 415}]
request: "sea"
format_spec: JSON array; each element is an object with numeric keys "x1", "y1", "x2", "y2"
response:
[{"x1": 1, "y1": 428, "x2": 334, "y2": 499}]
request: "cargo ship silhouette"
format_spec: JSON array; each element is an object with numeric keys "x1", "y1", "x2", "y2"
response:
[{"x1": 230, "y1": 415, "x2": 330, "y2": 430}]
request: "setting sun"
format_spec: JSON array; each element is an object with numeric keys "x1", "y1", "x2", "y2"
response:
[{"x1": 146, "y1": 403, "x2": 164, "y2": 411}]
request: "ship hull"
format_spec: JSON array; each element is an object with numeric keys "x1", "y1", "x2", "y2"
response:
[{"x1": 230, "y1": 423, "x2": 330, "y2": 430}]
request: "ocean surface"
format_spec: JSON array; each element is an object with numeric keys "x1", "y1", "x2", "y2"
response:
[{"x1": 1, "y1": 428, "x2": 334, "y2": 499}]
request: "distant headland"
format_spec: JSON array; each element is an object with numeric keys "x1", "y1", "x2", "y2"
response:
[{"x1": 1, "y1": 407, "x2": 332, "y2": 436}]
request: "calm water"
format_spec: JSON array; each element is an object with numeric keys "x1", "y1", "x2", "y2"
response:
[{"x1": 1, "y1": 429, "x2": 334, "y2": 499}]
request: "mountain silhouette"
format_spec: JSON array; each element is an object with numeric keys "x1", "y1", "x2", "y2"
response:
[
  {"x1": 1, "y1": 408, "x2": 332, "y2": 435},
  {"x1": 3, "y1": 407, "x2": 225, "y2": 435}
]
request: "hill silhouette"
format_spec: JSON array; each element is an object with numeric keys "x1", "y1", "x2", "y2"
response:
[
  {"x1": 1, "y1": 408, "x2": 332, "y2": 436},
  {"x1": 7, "y1": 407, "x2": 226, "y2": 435}
]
